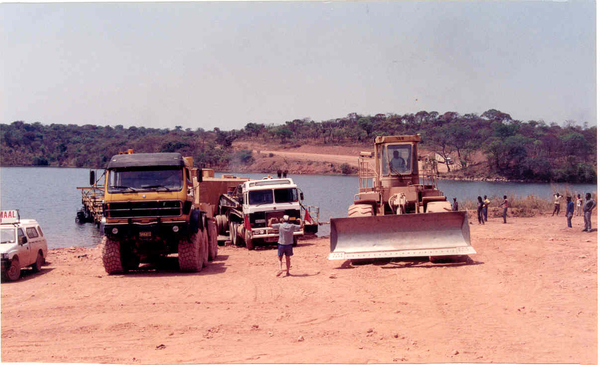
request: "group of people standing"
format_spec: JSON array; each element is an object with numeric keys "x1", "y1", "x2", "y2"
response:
[
  {"x1": 556, "y1": 192, "x2": 596, "y2": 232},
  {"x1": 475, "y1": 195, "x2": 509, "y2": 225}
]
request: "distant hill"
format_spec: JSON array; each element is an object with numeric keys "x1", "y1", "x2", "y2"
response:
[{"x1": 1, "y1": 109, "x2": 596, "y2": 183}]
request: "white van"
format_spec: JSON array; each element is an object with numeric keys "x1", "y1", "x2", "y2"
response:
[{"x1": 1, "y1": 210, "x2": 48, "y2": 281}]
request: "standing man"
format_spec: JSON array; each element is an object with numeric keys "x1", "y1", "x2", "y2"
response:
[
  {"x1": 576, "y1": 194, "x2": 583, "y2": 216},
  {"x1": 269, "y1": 215, "x2": 300, "y2": 276},
  {"x1": 500, "y1": 195, "x2": 509, "y2": 224},
  {"x1": 565, "y1": 196, "x2": 574, "y2": 228},
  {"x1": 551, "y1": 193, "x2": 563, "y2": 216},
  {"x1": 483, "y1": 195, "x2": 491, "y2": 222},
  {"x1": 582, "y1": 193, "x2": 596, "y2": 232},
  {"x1": 452, "y1": 197, "x2": 458, "y2": 212}
]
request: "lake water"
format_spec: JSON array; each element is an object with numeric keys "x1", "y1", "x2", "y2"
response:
[{"x1": 0, "y1": 167, "x2": 596, "y2": 249}]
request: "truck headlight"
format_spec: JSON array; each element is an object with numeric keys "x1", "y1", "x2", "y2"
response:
[{"x1": 112, "y1": 228, "x2": 119, "y2": 235}]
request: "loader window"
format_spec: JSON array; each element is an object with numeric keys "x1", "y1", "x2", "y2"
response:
[
  {"x1": 274, "y1": 188, "x2": 298, "y2": 203},
  {"x1": 108, "y1": 167, "x2": 183, "y2": 193},
  {"x1": 382, "y1": 144, "x2": 412, "y2": 175},
  {"x1": 249, "y1": 190, "x2": 274, "y2": 205}
]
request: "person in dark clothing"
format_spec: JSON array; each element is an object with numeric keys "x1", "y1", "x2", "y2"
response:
[
  {"x1": 500, "y1": 195, "x2": 509, "y2": 223},
  {"x1": 476, "y1": 196, "x2": 485, "y2": 224},
  {"x1": 452, "y1": 198, "x2": 458, "y2": 212},
  {"x1": 565, "y1": 196, "x2": 574, "y2": 228},
  {"x1": 582, "y1": 193, "x2": 597, "y2": 232}
]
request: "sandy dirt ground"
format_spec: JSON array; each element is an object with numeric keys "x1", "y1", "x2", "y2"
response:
[{"x1": 1, "y1": 214, "x2": 597, "y2": 364}]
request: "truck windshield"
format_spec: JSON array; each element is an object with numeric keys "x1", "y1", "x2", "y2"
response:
[
  {"x1": 382, "y1": 144, "x2": 412, "y2": 175},
  {"x1": 1, "y1": 228, "x2": 16, "y2": 244},
  {"x1": 274, "y1": 188, "x2": 298, "y2": 203},
  {"x1": 249, "y1": 190, "x2": 273, "y2": 205},
  {"x1": 108, "y1": 168, "x2": 183, "y2": 193}
]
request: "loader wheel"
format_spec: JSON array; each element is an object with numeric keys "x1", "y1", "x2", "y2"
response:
[
  {"x1": 178, "y1": 231, "x2": 203, "y2": 272},
  {"x1": 208, "y1": 219, "x2": 219, "y2": 261},
  {"x1": 201, "y1": 227, "x2": 209, "y2": 266},
  {"x1": 348, "y1": 204, "x2": 374, "y2": 217},
  {"x1": 245, "y1": 229, "x2": 254, "y2": 250},
  {"x1": 102, "y1": 236, "x2": 124, "y2": 274},
  {"x1": 216, "y1": 215, "x2": 227, "y2": 235}
]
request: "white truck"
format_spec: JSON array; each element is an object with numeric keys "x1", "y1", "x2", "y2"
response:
[
  {"x1": 216, "y1": 177, "x2": 306, "y2": 250},
  {"x1": 1, "y1": 210, "x2": 48, "y2": 281}
]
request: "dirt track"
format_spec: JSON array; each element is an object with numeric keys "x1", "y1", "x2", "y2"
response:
[{"x1": 1, "y1": 214, "x2": 597, "y2": 364}]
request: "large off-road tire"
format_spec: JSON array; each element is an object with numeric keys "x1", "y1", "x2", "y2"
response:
[
  {"x1": 3, "y1": 257, "x2": 21, "y2": 281},
  {"x1": 178, "y1": 231, "x2": 203, "y2": 272},
  {"x1": 201, "y1": 227, "x2": 209, "y2": 266},
  {"x1": 208, "y1": 219, "x2": 219, "y2": 261},
  {"x1": 32, "y1": 251, "x2": 44, "y2": 272},
  {"x1": 102, "y1": 236, "x2": 124, "y2": 274},
  {"x1": 244, "y1": 229, "x2": 254, "y2": 250},
  {"x1": 348, "y1": 204, "x2": 374, "y2": 217}
]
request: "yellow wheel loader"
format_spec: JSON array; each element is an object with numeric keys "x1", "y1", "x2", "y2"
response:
[{"x1": 328, "y1": 135, "x2": 475, "y2": 262}]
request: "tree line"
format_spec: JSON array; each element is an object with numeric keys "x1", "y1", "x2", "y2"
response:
[{"x1": 1, "y1": 108, "x2": 596, "y2": 183}]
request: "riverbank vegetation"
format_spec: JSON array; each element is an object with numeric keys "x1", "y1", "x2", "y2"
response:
[{"x1": 1, "y1": 108, "x2": 596, "y2": 183}]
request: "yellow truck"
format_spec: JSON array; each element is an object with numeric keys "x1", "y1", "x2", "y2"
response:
[{"x1": 92, "y1": 151, "x2": 247, "y2": 274}]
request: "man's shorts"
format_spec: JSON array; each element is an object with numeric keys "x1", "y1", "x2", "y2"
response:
[{"x1": 277, "y1": 244, "x2": 294, "y2": 257}]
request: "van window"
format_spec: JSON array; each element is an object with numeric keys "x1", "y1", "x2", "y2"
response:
[
  {"x1": 26, "y1": 227, "x2": 39, "y2": 239},
  {"x1": 17, "y1": 228, "x2": 25, "y2": 242},
  {"x1": 37, "y1": 226, "x2": 44, "y2": 236}
]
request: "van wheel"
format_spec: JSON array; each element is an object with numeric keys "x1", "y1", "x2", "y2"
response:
[
  {"x1": 3, "y1": 258, "x2": 21, "y2": 281},
  {"x1": 32, "y1": 251, "x2": 44, "y2": 272},
  {"x1": 102, "y1": 236, "x2": 124, "y2": 274}
]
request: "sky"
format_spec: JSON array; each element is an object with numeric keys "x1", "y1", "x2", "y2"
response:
[{"x1": 1, "y1": 1, "x2": 597, "y2": 131}]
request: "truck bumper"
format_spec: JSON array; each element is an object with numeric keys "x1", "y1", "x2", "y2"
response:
[{"x1": 104, "y1": 221, "x2": 191, "y2": 241}]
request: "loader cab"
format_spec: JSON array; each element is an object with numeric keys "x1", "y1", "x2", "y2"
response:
[
  {"x1": 374, "y1": 135, "x2": 421, "y2": 188},
  {"x1": 380, "y1": 143, "x2": 413, "y2": 176}
]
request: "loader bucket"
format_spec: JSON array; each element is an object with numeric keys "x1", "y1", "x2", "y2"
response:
[{"x1": 328, "y1": 211, "x2": 475, "y2": 260}]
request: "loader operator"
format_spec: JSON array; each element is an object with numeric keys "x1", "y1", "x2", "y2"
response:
[
  {"x1": 390, "y1": 150, "x2": 406, "y2": 172},
  {"x1": 269, "y1": 215, "x2": 300, "y2": 277}
]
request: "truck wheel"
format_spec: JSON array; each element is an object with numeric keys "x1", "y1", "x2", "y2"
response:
[
  {"x1": 245, "y1": 230, "x2": 254, "y2": 250},
  {"x1": 348, "y1": 204, "x2": 374, "y2": 217},
  {"x1": 178, "y1": 231, "x2": 203, "y2": 272},
  {"x1": 201, "y1": 227, "x2": 209, "y2": 266},
  {"x1": 3, "y1": 258, "x2": 21, "y2": 281},
  {"x1": 230, "y1": 222, "x2": 241, "y2": 246},
  {"x1": 102, "y1": 236, "x2": 124, "y2": 274},
  {"x1": 208, "y1": 219, "x2": 219, "y2": 261},
  {"x1": 32, "y1": 251, "x2": 44, "y2": 272},
  {"x1": 216, "y1": 215, "x2": 227, "y2": 234}
]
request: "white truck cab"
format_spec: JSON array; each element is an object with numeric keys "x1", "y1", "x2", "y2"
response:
[
  {"x1": 1, "y1": 210, "x2": 48, "y2": 281},
  {"x1": 221, "y1": 177, "x2": 305, "y2": 250}
]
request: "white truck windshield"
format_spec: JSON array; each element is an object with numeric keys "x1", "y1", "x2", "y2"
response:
[
  {"x1": 1, "y1": 228, "x2": 16, "y2": 244},
  {"x1": 248, "y1": 188, "x2": 298, "y2": 205},
  {"x1": 108, "y1": 168, "x2": 183, "y2": 193}
]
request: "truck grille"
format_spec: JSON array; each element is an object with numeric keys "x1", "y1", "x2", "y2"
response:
[{"x1": 106, "y1": 201, "x2": 182, "y2": 218}]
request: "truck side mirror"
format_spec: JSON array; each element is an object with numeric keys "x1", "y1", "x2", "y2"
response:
[
  {"x1": 300, "y1": 192, "x2": 304, "y2": 201},
  {"x1": 197, "y1": 169, "x2": 202, "y2": 183},
  {"x1": 89, "y1": 171, "x2": 95, "y2": 186}
]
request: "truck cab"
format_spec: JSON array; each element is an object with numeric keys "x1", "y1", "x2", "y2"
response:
[{"x1": 220, "y1": 177, "x2": 305, "y2": 249}]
